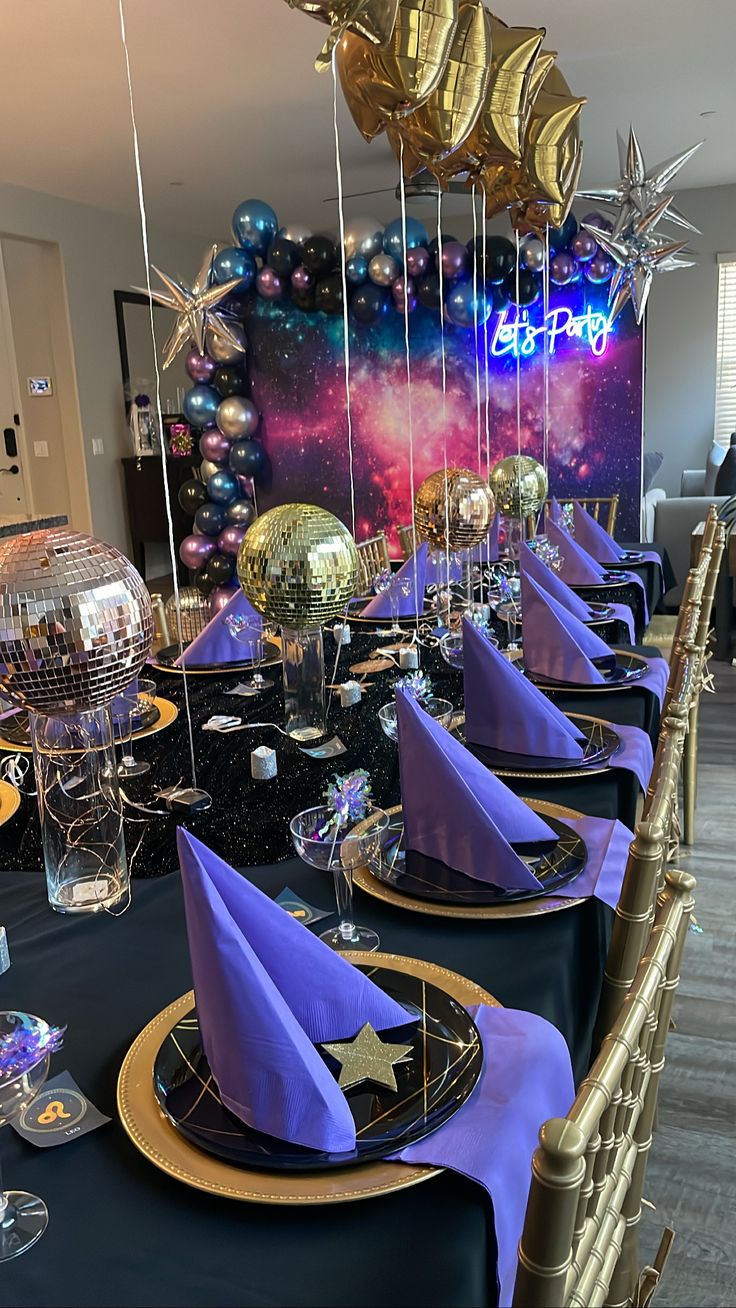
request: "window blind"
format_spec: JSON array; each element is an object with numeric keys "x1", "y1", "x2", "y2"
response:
[{"x1": 715, "y1": 254, "x2": 736, "y2": 447}]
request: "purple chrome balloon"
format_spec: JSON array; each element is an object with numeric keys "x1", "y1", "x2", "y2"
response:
[
  {"x1": 216, "y1": 524, "x2": 248, "y2": 557},
  {"x1": 441, "y1": 241, "x2": 467, "y2": 280},
  {"x1": 585, "y1": 253, "x2": 615, "y2": 284},
  {"x1": 185, "y1": 349, "x2": 217, "y2": 383},
  {"x1": 210, "y1": 584, "x2": 239, "y2": 615},
  {"x1": 256, "y1": 267, "x2": 284, "y2": 300},
  {"x1": 571, "y1": 231, "x2": 598, "y2": 263},
  {"x1": 199, "y1": 429, "x2": 231, "y2": 463},
  {"x1": 179, "y1": 534, "x2": 217, "y2": 570},
  {"x1": 406, "y1": 247, "x2": 429, "y2": 279},
  {"x1": 291, "y1": 264, "x2": 314, "y2": 291},
  {"x1": 549, "y1": 252, "x2": 577, "y2": 285}
]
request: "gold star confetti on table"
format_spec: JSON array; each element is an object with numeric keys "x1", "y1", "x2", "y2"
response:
[
  {"x1": 133, "y1": 244, "x2": 244, "y2": 369},
  {"x1": 322, "y1": 1022, "x2": 413, "y2": 1092}
]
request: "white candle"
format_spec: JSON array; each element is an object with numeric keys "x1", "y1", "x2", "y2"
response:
[{"x1": 251, "y1": 745, "x2": 277, "y2": 780}]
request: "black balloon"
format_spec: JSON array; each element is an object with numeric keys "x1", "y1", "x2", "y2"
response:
[
  {"x1": 416, "y1": 273, "x2": 442, "y2": 311},
  {"x1": 505, "y1": 268, "x2": 541, "y2": 306},
  {"x1": 214, "y1": 366, "x2": 247, "y2": 398},
  {"x1": 491, "y1": 281, "x2": 511, "y2": 312},
  {"x1": 194, "y1": 502, "x2": 227, "y2": 537},
  {"x1": 484, "y1": 236, "x2": 517, "y2": 285},
  {"x1": 427, "y1": 234, "x2": 459, "y2": 260},
  {"x1": 223, "y1": 294, "x2": 252, "y2": 318},
  {"x1": 267, "y1": 237, "x2": 300, "y2": 277},
  {"x1": 291, "y1": 284, "x2": 318, "y2": 313},
  {"x1": 548, "y1": 214, "x2": 578, "y2": 255},
  {"x1": 206, "y1": 552, "x2": 235, "y2": 585},
  {"x1": 229, "y1": 438, "x2": 265, "y2": 476},
  {"x1": 350, "y1": 283, "x2": 386, "y2": 325},
  {"x1": 316, "y1": 272, "x2": 344, "y2": 315},
  {"x1": 194, "y1": 564, "x2": 214, "y2": 596},
  {"x1": 301, "y1": 235, "x2": 336, "y2": 277},
  {"x1": 178, "y1": 478, "x2": 208, "y2": 515}
]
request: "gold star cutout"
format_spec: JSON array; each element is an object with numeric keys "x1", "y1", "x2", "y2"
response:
[{"x1": 322, "y1": 1022, "x2": 413, "y2": 1092}]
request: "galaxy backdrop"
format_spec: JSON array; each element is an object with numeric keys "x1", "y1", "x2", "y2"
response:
[{"x1": 245, "y1": 280, "x2": 643, "y2": 551}]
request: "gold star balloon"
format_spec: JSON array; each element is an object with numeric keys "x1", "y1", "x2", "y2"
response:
[
  {"x1": 285, "y1": 0, "x2": 400, "y2": 71},
  {"x1": 133, "y1": 245, "x2": 244, "y2": 370},
  {"x1": 322, "y1": 1022, "x2": 413, "y2": 1091},
  {"x1": 463, "y1": 14, "x2": 545, "y2": 168}
]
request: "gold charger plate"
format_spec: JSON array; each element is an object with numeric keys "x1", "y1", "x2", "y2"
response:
[
  {"x1": 151, "y1": 639, "x2": 282, "y2": 677},
  {"x1": 0, "y1": 697, "x2": 178, "y2": 755},
  {"x1": 117, "y1": 952, "x2": 498, "y2": 1206},
  {"x1": 528, "y1": 649, "x2": 651, "y2": 694},
  {"x1": 353, "y1": 800, "x2": 586, "y2": 920},
  {"x1": 452, "y1": 714, "x2": 616, "y2": 780},
  {"x1": 0, "y1": 778, "x2": 20, "y2": 826}
]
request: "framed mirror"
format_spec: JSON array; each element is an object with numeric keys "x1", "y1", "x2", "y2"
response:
[{"x1": 114, "y1": 290, "x2": 189, "y2": 419}]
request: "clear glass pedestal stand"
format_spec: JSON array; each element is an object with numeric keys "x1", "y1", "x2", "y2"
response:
[{"x1": 280, "y1": 626, "x2": 326, "y2": 742}]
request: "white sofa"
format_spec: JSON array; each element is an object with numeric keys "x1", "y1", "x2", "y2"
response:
[{"x1": 644, "y1": 470, "x2": 727, "y2": 607}]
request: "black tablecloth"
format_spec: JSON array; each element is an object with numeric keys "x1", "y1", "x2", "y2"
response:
[
  {"x1": 620, "y1": 541, "x2": 675, "y2": 616},
  {"x1": 1, "y1": 861, "x2": 610, "y2": 1308}
]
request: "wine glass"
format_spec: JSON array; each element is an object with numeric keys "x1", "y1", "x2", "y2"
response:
[
  {"x1": 388, "y1": 574, "x2": 413, "y2": 635},
  {"x1": 378, "y1": 697, "x2": 453, "y2": 742},
  {"x1": 290, "y1": 806, "x2": 389, "y2": 952},
  {"x1": 226, "y1": 617, "x2": 275, "y2": 692},
  {"x1": 117, "y1": 677, "x2": 156, "y2": 778},
  {"x1": 0, "y1": 1012, "x2": 56, "y2": 1261}
]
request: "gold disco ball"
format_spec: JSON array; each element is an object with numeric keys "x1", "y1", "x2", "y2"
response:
[
  {"x1": 237, "y1": 503, "x2": 359, "y2": 628},
  {"x1": 414, "y1": 468, "x2": 496, "y2": 551},
  {"x1": 489, "y1": 455, "x2": 548, "y2": 519},
  {"x1": 164, "y1": 588, "x2": 211, "y2": 644},
  {"x1": 0, "y1": 527, "x2": 153, "y2": 714}
]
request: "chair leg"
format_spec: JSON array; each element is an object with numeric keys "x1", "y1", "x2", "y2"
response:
[{"x1": 682, "y1": 719, "x2": 697, "y2": 847}]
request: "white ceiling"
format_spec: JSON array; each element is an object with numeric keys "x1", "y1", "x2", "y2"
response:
[{"x1": 1, "y1": 0, "x2": 735, "y2": 239}]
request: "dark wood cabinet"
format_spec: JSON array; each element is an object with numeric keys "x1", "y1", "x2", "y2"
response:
[{"x1": 122, "y1": 457, "x2": 195, "y2": 582}]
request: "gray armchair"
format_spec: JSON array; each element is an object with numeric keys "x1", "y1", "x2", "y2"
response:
[{"x1": 644, "y1": 470, "x2": 727, "y2": 607}]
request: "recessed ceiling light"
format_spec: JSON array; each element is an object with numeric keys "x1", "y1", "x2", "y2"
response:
[{"x1": 699, "y1": 110, "x2": 717, "y2": 117}]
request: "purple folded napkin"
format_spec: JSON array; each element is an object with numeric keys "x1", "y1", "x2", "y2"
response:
[
  {"x1": 521, "y1": 573, "x2": 617, "y2": 685},
  {"x1": 396, "y1": 689, "x2": 556, "y2": 891},
  {"x1": 607, "y1": 602, "x2": 635, "y2": 642},
  {"x1": 572, "y1": 501, "x2": 623, "y2": 564},
  {"x1": 519, "y1": 541, "x2": 592, "y2": 622},
  {"x1": 175, "y1": 589, "x2": 262, "y2": 668},
  {"x1": 426, "y1": 547, "x2": 463, "y2": 585},
  {"x1": 548, "y1": 496, "x2": 563, "y2": 525},
  {"x1": 110, "y1": 677, "x2": 139, "y2": 725},
  {"x1": 551, "y1": 813, "x2": 632, "y2": 909},
  {"x1": 462, "y1": 618, "x2": 585, "y2": 761},
  {"x1": 607, "y1": 722, "x2": 653, "y2": 792},
  {"x1": 361, "y1": 543, "x2": 428, "y2": 618},
  {"x1": 176, "y1": 830, "x2": 412, "y2": 1152},
  {"x1": 392, "y1": 1004, "x2": 575, "y2": 1308},
  {"x1": 636, "y1": 653, "x2": 668, "y2": 707},
  {"x1": 546, "y1": 519, "x2": 607, "y2": 585}
]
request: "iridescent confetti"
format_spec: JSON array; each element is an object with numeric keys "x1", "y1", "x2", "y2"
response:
[{"x1": 0, "y1": 1023, "x2": 65, "y2": 1080}]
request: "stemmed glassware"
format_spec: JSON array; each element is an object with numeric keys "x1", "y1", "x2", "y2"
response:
[
  {"x1": 388, "y1": 574, "x2": 413, "y2": 634},
  {"x1": 226, "y1": 616, "x2": 275, "y2": 692},
  {"x1": 117, "y1": 677, "x2": 157, "y2": 778},
  {"x1": 0, "y1": 1012, "x2": 59, "y2": 1261},
  {"x1": 378, "y1": 697, "x2": 453, "y2": 742},
  {"x1": 290, "y1": 805, "x2": 389, "y2": 952}
]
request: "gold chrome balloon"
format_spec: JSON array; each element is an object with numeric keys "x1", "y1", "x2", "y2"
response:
[
  {"x1": 489, "y1": 455, "x2": 548, "y2": 520},
  {"x1": 463, "y1": 14, "x2": 545, "y2": 166},
  {"x1": 414, "y1": 468, "x2": 495, "y2": 551},
  {"x1": 286, "y1": 0, "x2": 400, "y2": 69},
  {"x1": 237, "y1": 504, "x2": 359, "y2": 628},
  {"x1": 522, "y1": 67, "x2": 586, "y2": 208},
  {"x1": 392, "y1": 0, "x2": 490, "y2": 171},
  {"x1": 337, "y1": 0, "x2": 459, "y2": 142}
]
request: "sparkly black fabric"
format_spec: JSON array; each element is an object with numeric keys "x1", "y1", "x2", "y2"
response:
[{"x1": 0, "y1": 632, "x2": 661, "y2": 879}]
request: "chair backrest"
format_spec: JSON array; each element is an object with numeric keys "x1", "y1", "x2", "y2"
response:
[
  {"x1": 397, "y1": 524, "x2": 416, "y2": 560},
  {"x1": 513, "y1": 869, "x2": 696, "y2": 1308},
  {"x1": 691, "y1": 517, "x2": 725, "y2": 714},
  {"x1": 662, "y1": 563, "x2": 708, "y2": 719},
  {"x1": 537, "y1": 495, "x2": 620, "y2": 537},
  {"x1": 355, "y1": 532, "x2": 390, "y2": 594}
]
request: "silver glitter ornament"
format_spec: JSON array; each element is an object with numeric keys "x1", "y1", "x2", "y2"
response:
[{"x1": 0, "y1": 528, "x2": 153, "y2": 714}]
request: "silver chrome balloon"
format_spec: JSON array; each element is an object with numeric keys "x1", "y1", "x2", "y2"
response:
[
  {"x1": 343, "y1": 216, "x2": 384, "y2": 262},
  {"x1": 206, "y1": 321, "x2": 248, "y2": 364},
  {"x1": 216, "y1": 395, "x2": 260, "y2": 440}
]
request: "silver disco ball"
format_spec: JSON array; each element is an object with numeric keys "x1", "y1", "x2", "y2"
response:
[
  {"x1": 0, "y1": 528, "x2": 153, "y2": 714},
  {"x1": 164, "y1": 588, "x2": 211, "y2": 644}
]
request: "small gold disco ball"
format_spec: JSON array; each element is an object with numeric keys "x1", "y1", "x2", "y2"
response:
[
  {"x1": 164, "y1": 588, "x2": 211, "y2": 644},
  {"x1": 489, "y1": 455, "x2": 548, "y2": 519},
  {"x1": 414, "y1": 468, "x2": 495, "y2": 551},
  {"x1": 237, "y1": 503, "x2": 359, "y2": 628}
]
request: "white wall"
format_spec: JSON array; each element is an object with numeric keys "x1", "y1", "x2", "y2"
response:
[
  {"x1": 643, "y1": 182, "x2": 736, "y2": 495},
  {"x1": 0, "y1": 180, "x2": 206, "y2": 555}
]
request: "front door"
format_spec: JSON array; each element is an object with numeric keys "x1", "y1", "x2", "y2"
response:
[{"x1": 0, "y1": 250, "x2": 28, "y2": 522}]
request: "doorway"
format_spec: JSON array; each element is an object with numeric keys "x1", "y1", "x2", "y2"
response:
[{"x1": 0, "y1": 247, "x2": 29, "y2": 523}]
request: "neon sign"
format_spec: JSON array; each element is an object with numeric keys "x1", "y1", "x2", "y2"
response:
[{"x1": 490, "y1": 305, "x2": 614, "y2": 360}]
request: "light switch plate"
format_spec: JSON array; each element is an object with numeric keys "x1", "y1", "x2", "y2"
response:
[
  {"x1": 33, "y1": 441, "x2": 49, "y2": 458},
  {"x1": 91, "y1": 438, "x2": 104, "y2": 456}
]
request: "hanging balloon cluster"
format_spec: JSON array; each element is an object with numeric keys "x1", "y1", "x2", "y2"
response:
[{"x1": 292, "y1": 0, "x2": 586, "y2": 234}]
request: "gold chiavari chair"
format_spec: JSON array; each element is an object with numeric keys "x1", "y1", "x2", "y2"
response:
[
  {"x1": 355, "y1": 532, "x2": 390, "y2": 594},
  {"x1": 397, "y1": 524, "x2": 416, "y2": 559},
  {"x1": 513, "y1": 868, "x2": 696, "y2": 1308},
  {"x1": 682, "y1": 516, "x2": 726, "y2": 845},
  {"x1": 532, "y1": 495, "x2": 620, "y2": 538}
]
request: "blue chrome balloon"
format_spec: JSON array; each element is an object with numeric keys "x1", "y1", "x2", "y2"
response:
[
  {"x1": 382, "y1": 216, "x2": 429, "y2": 262},
  {"x1": 547, "y1": 214, "x2": 578, "y2": 255},
  {"x1": 232, "y1": 199, "x2": 279, "y2": 257},
  {"x1": 194, "y1": 502, "x2": 228, "y2": 537},
  {"x1": 183, "y1": 385, "x2": 221, "y2": 428},
  {"x1": 212, "y1": 246, "x2": 256, "y2": 289},
  {"x1": 345, "y1": 254, "x2": 368, "y2": 285},
  {"x1": 445, "y1": 280, "x2": 492, "y2": 329},
  {"x1": 207, "y1": 470, "x2": 240, "y2": 504}
]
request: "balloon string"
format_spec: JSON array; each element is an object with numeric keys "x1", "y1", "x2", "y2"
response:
[
  {"x1": 398, "y1": 140, "x2": 418, "y2": 632},
  {"x1": 515, "y1": 228, "x2": 523, "y2": 544},
  {"x1": 482, "y1": 187, "x2": 491, "y2": 604},
  {"x1": 543, "y1": 223, "x2": 550, "y2": 525},
  {"x1": 118, "y1": 0, "x2": 198, "y2": 790},
  {"x1": 472, "y1": 186, "x2": 482, "y2": 478},
  {"x1": 436, "y1": 189, "x2": 450, "y2": 595},
  {"x1": 331, "y1": 50, "x2": 356, "y2": 537}
]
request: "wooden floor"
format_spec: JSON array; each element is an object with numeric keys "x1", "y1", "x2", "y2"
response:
[{"x1": 639, "y1": 659, "x2": 736, "y2": 1307}]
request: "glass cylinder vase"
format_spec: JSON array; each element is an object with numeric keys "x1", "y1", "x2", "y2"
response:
[
  {"x1": 280, "y1": 626, "x2": 326, "y2": 742},
  {"x1": 29, "y1": 707, "x2": 129, "y2": 914}
]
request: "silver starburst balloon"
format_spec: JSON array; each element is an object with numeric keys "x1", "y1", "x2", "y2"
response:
[
  {"x1": 578, "y1": 126, "x2": 703, "y2": 238},
  {"x1": 133, "y1": 245, "x2": 244, "y2": 369},
  {"x1": 584, "y1": 200, "x2": 690, "y2": 324}
]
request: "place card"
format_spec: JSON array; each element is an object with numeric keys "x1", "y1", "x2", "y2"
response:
[
  {"x1": 274, "y1": 886, "x2": 332, "y2": 926},
  {"x1": 13, "y1": 1072, "x2": 110, "y2": 1148},
  {"x1": 298, "y1": 735, "x2": 347, "y2": 759}
]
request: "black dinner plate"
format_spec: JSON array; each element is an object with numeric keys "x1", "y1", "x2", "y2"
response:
[
  {"x1": 617, "y1": 551, "x2": 644, "y2": 563},
  {"x1": 0, "y1": 700, "x2": 161, "y2": 746},
  {"x1": 154, "y1": 638, "x2": 282, "y2": 674},
  {"x1": 525, "y1": 651, "x2": 647, "y2": 689},
  {"x1": 367, "y1": 813, "x2": 587, "y2": 906},
  {"x1": 345, "y1": 598, "x2": 435, "y2": 626},
  {"x1": 496, "y1": 599, "x2": 614, "y2": 625},
  {"x1": 153, "y1": 967, "x2": 482, "y2": 1171},
  {"x1": 572, "y1": 569, "x2": 630, "y2": 587},
  {"x1": 454, "y1": 713, "x2": 621, "y2": 773}
]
